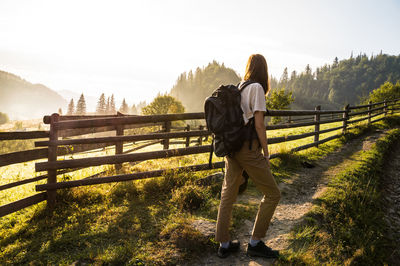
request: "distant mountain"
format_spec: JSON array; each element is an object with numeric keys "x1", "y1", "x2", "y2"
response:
[{"x1": 0, "y1": 70, "x2": 67, "y2": 120}]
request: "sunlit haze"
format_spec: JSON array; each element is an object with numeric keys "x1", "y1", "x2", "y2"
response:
[{"x1": 1, "y1": 0, "x2": 399, "y2": 107}]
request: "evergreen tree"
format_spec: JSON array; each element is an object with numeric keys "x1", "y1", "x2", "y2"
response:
[
  {"x1": 119, "y1": 98, "x2": 129, "y2": 113},
  {"x1": 131, "y1": 104, "x2": 138, "y2": 115},
  {"x1": 96, "y1": 93, "x2": 106, "y2": 114},
  {"x1": 110, "y1": 94, "x2": 116, "y2": 114},
  {"x1": 279, "y1": 67, "x2": 289, "y2": 88},
  {"x1": 67, "y1": 99, "x2": 75, "y2": 115},
  {"x1": 105, "y1": 96, "x2": 111, "y2": 115},
  {"x1": 76, "y1": 94, "x2": 86, "y2": 115}
]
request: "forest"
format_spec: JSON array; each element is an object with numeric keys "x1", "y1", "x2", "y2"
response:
[{"x1": 170, "y1": 54, "x2": 400, "y2": 111}]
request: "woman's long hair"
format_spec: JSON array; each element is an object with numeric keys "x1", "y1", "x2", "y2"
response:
[{"x1": 243, "y1": 54, "x2": 270, "y2": 94}]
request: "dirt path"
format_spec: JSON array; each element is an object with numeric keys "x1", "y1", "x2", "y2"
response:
[
  {"x1": 192, "y1": 130, "x2": 387, "y2": 265},
  {"x1": 382, "y1": 140, "x2": 400, "y2": 263}
]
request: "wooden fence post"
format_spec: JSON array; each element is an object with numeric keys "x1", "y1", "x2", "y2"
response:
[
  {"x1": 314, "y1": 105, "x2": 321, "y2": 146},
  {"x1": 368, "y1": 101, "x2": 372, "y2": 125},
  {"x1": 115, "y1": 113, "x2": 124, "y2": 171},
  {"x1": 185, "y1": 125, "x2": 191, "y2": 147},
  {"x1": 198, "y1": 125, "x2": 204, "y2": 145},
  {"x1": 47, "y1": 113, "x2": 59, "y2": 209},
  {"x1": 390, "y1": 101, "x2": 397, "y2": 115},
  {"x1": 384, "y1": 100, "x2": 388, "y2": 117},
  {"x1": 342, "y1": 104, "x2": 350, "y2": 134},
  {"x1": 163, "y1": 121, "x2": 171, "y2": 149}
]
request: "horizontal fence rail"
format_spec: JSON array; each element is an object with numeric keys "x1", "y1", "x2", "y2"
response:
[
  {"x1": 1, "y1": 98, "x2": 399, "y2": 217},
  {"x1": 0, "y1": 131, "x2": 49, "y2": 140},
  {"x1": 0, "y1": 193, "x2": 47, "y2": 218}
]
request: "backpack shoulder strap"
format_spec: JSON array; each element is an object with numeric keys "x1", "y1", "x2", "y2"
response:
[{"x1": 238, "y1": 80, "x2": 257, "y2": 93}]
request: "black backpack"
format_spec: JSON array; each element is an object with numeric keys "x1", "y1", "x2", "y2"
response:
[{"x1": 204, "y1": 81, "x2": 257, "y2": 164}]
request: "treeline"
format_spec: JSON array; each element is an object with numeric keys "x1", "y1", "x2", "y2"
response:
[
  {"x1": 275, "y1": 53, "x2": 400, "y2": 109},
  {"x1": 63, "y1": 93, "x2": 146, "y2": 115},
  {"x1": 169, "y1": 54, "x2": 400, "y2": 112}
]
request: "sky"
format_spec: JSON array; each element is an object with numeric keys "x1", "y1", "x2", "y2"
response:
[{"x1": 1, "y1": 0, "x2": 400, "y2": 107}]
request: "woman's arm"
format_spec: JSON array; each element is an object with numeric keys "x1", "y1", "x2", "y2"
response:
[{"x1": 254, "y1": 111, "x2": 269, "y2": 160}]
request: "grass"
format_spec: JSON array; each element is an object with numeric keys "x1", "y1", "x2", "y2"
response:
[
  {"x1": 278, "y1": 123, "x2": 400, "y2": 265},
  {"x1": 0, "y1": 114, "x2": 399, "y2": 264}
]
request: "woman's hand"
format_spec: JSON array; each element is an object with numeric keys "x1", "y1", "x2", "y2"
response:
[{"x1": 263, "y1": 154, "x2": 271, "y2": 168}]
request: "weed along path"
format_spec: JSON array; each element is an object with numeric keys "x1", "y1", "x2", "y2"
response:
[{"x1": 193, "y1": 129, "x2": 387, "y2": 265}]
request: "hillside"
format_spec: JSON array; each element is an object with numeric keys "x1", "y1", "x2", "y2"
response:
[
  {"x1": 276, "y1": 53, "x2": 400, "y2": 109},
  {"x1": 170, "y1": 61, "x2": 241, "y2": 112},
  {"x1": 0, "y1": 70, "x2": 66, "y2": 120},
  {"x1": 169, "y1": 54, "x2": 400, "y2": 112}
]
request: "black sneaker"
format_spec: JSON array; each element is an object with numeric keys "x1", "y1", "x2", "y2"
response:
[
  {"x1": 217, "y1": 240, "x2": 240, "y2": 258},
  {"x1": 246, "y1": 241, "x2": 279, "y2": 258}
]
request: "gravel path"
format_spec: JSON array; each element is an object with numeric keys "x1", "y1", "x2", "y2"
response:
[{"x1": 191, "y1": 130, "x2": 386, "y2": 266}]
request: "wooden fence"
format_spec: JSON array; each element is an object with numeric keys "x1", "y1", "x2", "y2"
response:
[{"x1": 1, "y1": 99, "x2": 399, "y2": 217}]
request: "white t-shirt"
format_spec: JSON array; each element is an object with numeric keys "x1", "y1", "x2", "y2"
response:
[{"x1": 239, "y1": 82, "x2": 267, "y2": 125}]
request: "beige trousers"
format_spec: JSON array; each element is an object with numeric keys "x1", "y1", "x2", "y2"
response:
[{"x1": 215, "y1": 139, "x2": 281, "y2": 242}]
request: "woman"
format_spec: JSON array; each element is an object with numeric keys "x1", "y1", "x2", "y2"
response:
[{"x1": 215, "y1": 54, "x2": 281, "y2": 259}]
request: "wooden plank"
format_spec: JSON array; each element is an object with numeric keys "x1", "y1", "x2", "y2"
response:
[
  {"x1": 348, "y1": 106, "x2": 384, "y2": 117},
  {"x1": 47, "y1": 113, "x2": 59, "y2": 208},
  {"x1": 162, "y1": 121, "x2": 171, "y2": 150},
  {"x1": 0, "y1": 149, "x2": 48, "y2": 167},
  {"x1": 36, "y1": 162, "x2": 226, "y2": 191},
  {"x1": 369, "y1": 111, "x2": 385, "y2": 120},
  {"x1": 58, "y1": 122, "x2": 163, "y2": 138},
  {"x1": 0, "y1": 175, "x2": 48, "y2": 191},
  {"x1": 349, "y1": 100, "x2": 386, "y2": 110},
  {"x1": 266, "y1": 117, "x2": 344, "y2": 131},
  {"x1": 36, "y1": 145, "x2": 212, "y2": 171},
  {"x1": 0, "y1": 193, "x2": 47, "y2": 217},
  {"x1": 35, "y1": 130, "x2": 211, "y2": 147},
  {"x1": 54, "y1": 113, "x2": 205, "y2": 130},
  {"x1": 314, "y1": 106, "x2": 321, "y2": 145},
  {"x1": 0, "y1": 131, "x2": 49, "y2": 140},
  {"x1": 266, "y1": 120, "x2": 317, "y2": 130},
  {"x1": 0, "y1": 143, "x2": 113, "y2": 167},
  {"x1": 318, "y1": 125, "x2": 345, "y2": 134},
  {"x1": 43, "y1": 114, "x2": 141, "y2": 124},
  {"x1": 267, "y1": 109, "x2": 345, "y2": 116},
  {"x1": 123, "y1": 140, "x2": 161, "y2": 154}
]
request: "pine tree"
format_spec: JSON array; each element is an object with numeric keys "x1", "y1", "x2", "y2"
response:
[
  {"x1": 279, "y1": 67, "x2": 289, "y2": 88},
  {"x1": 96, "y1": 93, "x2": 106, "y2": 114},
  {"x1": 105, "y1": 96, "x2": 111, "y2": 115},
  {"x1": 76, "y1": 93, "x2": 87, "y2": 115},
  {"x1": 119, "y1": 98, "x2": 129, "y2": 113},
  {"x1": 333, "y1": 57, "x2": 339, "y2": 68},
  {"x1": 67, "y1": 99, "x2": 75, "y2": 115},
  {"x1": 110, "y1": 94, "x2": 116, "y2": 114},
  {"x1": 131, "y1": 104, "x2": 138, "y2": 115}
]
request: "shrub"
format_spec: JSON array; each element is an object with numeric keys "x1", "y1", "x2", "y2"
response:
[{"x1": 171, "y1": 184, "x2": 209, "y2": 212}]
